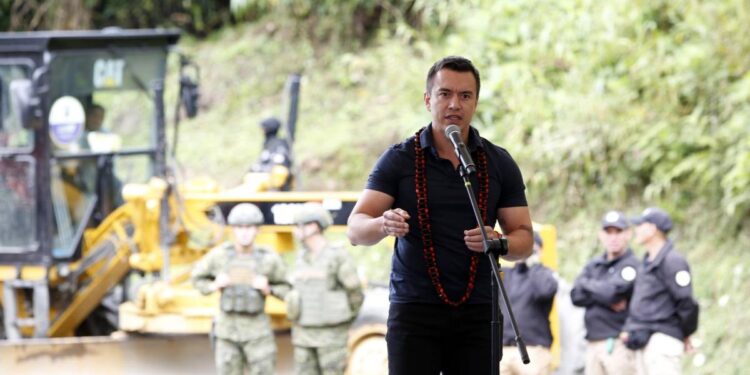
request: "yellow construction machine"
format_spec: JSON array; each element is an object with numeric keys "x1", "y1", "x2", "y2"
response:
[
  {"x1": 0, "y1": 28, "x2": 389, "y2": 374},
  {"x1": 0, "y1": 29, "x2": 571, "y2": 374}
]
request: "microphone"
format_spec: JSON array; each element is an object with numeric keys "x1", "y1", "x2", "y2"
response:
[{"x1": 444, "y1": 125, "x2": 476, "y2": 174}]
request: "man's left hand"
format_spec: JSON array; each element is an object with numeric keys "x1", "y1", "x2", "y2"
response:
[
  {"x1": 464, "y1": 226, "x2": 501, "y2": 253},
  {"x1": 684, "y1": 336, "x2": 695, "y2": 354},
  {"x1": 252, "y1": 275, "x2": 270, "y2": 295}
]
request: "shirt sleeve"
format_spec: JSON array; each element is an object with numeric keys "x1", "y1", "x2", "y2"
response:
[
  {"x1": 570, "y1": 264, "x2": 595, "y2": 307},
  {"x1": 191, "y1": 247, "x2": 219, "y2": 295},
  {"x1": 530, "y1": 265, "x2": 558, "y2": 301},
  {"x1": 494, "y1": 148, "x2": 527, "y2": 208},
  {"x1": 365, "y1": 146, "x2": 403, "y2": 198},
  {"x1": 268, "y1": 253, "x2": 291, "y2": 299},
  {"x1": 662, "y1": 254, "x2": 699, "y2": 336},
  {"x1": 576, "y1": 269, "x2": 636, "y2": 306},
  {"x1": 337, "y1": 250, "x2": 365, "y2": 316}
]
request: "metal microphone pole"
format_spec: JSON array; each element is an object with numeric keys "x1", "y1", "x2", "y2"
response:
[{"x1": 456, "y1": 165, "x2": 529, "y2": 374}]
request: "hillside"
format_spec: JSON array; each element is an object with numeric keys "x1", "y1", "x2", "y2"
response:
[{"x1": 161, "y1": 2, "x2": 749, "y2": 373}]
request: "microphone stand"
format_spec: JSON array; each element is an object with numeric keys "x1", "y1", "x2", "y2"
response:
[{"x1": 456, "y1": 165, "x2": 529, "y2": 374}]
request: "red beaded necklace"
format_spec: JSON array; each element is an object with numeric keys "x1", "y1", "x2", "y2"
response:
[{"x1": 413, "y1": 127, "x2": 490, "y2": 306}]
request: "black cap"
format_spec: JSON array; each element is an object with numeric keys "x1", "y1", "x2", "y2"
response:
[
  {"x1": 601, "y1": 210, "x2": 629, "y2": 230},
  {"x1": 631, "y1": 207, "x2": 673, "y2": 233},
  {"x1": 260, "y1": 117, "x2": 281, "y2": 135}
]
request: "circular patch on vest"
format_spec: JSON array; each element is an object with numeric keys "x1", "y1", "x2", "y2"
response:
[
  {"x1": 675, "y1": 270, "x2": 691, "y2": 287},
  {"x1": 621, "y1": 266, "x2": 637, "y2": 281}
]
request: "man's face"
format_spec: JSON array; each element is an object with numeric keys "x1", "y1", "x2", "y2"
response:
[
  {"x1": 424, "y1": 69, "x2": 478, "y2": 132},
  {"x1": 294, "y1": 222, "x2": 319, "y2": 242},
  {"x1": 86, "y1": 108, "x2": 105, "y2": 131},
  {"x1": 633, "y1": 222, "x2": 656, "y2": 245},
  {"x1": 598, "y1": 227, "x2": 631, "y2": 257},
  {"x1": 232, "y1": 225, "x2": 258, "y2": 247}
]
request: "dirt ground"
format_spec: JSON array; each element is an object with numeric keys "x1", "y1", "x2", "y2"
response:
[{"x1": 0, "y1": 331, "x2": 296, "y2": 374}]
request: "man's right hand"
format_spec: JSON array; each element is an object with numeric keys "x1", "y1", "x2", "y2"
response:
[
  {"x1": 347, "y1": 189, "x2": 400, "y2": 246},
  {"x1": 212, "y1": 273, "x2": 230, "y2": 292},
  {"x1": 382, "y1": 208, "x2": 410, "y2": 238},
  {"x1": 619, "y1": 331, "x2": 629, "y2": 344},
  {"x1": 610, "y1": 299, "x2": 628, "y2": 312}
]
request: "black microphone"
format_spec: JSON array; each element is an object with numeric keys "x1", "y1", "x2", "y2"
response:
[{"x1": 444, "y1": 125, "x2": 476, "y2": 174}]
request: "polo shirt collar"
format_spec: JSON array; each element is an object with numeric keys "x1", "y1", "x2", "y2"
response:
[
  {"x1": 644, "y1": 240, "x2": 674, "y2": 271},
  {"x1": 594, "y1": 248, "x2": 635, "y2": 267},
  {"x1": 420, "y1": 123, "x2": 484, "y2": 151}
]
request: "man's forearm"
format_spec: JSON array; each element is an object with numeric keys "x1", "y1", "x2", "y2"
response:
[
  {"x1": 503, "y1": 225, "x2": 534, "y2": 261},
  {"x1": 347, "y1": 213, "x2": 387, "y2": 246},
  {"x1": 192, "y1": 277, "x2": 215, "y2": 295}
]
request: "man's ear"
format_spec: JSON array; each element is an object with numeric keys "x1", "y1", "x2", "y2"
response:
[{"x1": 424, "y1": 92, "x2": 431, "y2": 111}]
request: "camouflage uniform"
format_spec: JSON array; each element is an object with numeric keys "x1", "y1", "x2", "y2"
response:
[
  {"x1": 192, "y1": 242, "x2": 290, "y2": 375},
  {"x1": 287, "y1": 243, "x2": 364, "y2": 375}
]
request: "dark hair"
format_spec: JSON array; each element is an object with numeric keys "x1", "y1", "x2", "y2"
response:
[
  {"x1": 87, "y1": 103, "x2": 105, "y2": 113},
  {"x1": 426, "y1": 56, "x2": 481, "y2": 95}
]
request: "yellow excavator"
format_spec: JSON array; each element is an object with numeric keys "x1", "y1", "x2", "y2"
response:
[
  {"x1": 0, "y1": 28, "x2": 390, "y2": 374},
  {"x1": 0, "y1": 29, "x2": 568, "y2": 374}
]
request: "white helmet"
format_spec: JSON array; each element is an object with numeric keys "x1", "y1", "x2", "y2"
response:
[
  {"x1": 293, "y1": 203, "x2": 333, "y2": 230},
  {"x1": 227, "y1": 203, "x2": 264, "y2": 226}
]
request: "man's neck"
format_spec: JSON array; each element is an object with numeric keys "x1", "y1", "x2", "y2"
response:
[
  {"x1": 645, "y1": 236, "x2": 667, "y2": 260},
  {"x1": 234, "y1": 243, "x2": 253, "y2": 254},
  {"x1": 430, "y1": 125, "x2": 463, "y2": 165},
  {"x1": 304, "y1": 234, "x2": 327, "y2": 254},
  {"x1": 606, "y1": 249, "x2": 626, "y2": 261}
]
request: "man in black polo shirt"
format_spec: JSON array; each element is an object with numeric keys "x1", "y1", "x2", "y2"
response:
[
  {"x1": 501, "y1": 232, "x2": 558, "y2": 375},
  {"x1": 571, "y1": 211, "x2": 639, "y2": 375},
  {"x1": 621, "y1": 207, "x2": 699, "y2": 375},
  {"x1": 347, "y1": 56, "x2": 534, "y2": 374}
]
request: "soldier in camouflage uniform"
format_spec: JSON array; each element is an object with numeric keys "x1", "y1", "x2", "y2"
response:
[
  {"x1": 286, "y1": 203, "x2": 364, "y2": 375},
  {"x1": 191, "y1": 203, "x2": 290, "y2": 375}
]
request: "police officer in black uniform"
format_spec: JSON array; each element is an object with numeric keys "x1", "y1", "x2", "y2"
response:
[
  {"x1": 249, "y1": 117, "x2": 293, "y2": 191},
  {"x1": 571, "y1": 211, "x2": 639, "y2": 375},
  {"x1": 255, "y1": 117, "x2": 291, "y2": 169},
  {"x1": 501, "y1": 232, "x2": 558, "y2": 375},
  {"x1": 622, "y1": 207, "x2": 699, "y2": 375}
]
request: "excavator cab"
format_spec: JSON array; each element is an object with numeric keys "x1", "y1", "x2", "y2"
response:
[{"x1": 0, "y1": 29, "x2": 184, "y2": 338}]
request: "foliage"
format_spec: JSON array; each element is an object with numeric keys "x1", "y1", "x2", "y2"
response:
[
  {"x1": 1, "y1": 0, "x2": 462, "y2": 41},
  {"x1": 437, "y1": 0, "x2": 750, "y2": 233},
  {"x1": 100, "y1": 1, "x2": 750, "y2": 373},
  {"x1": 229, "y1": 0, "x2": 464, "y2": 46},
  {"x1": 1, "y1": 0, "x2": 233, "y2": 36}
]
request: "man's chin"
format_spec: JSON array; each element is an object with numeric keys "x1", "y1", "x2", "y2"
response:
[{"x1": 236, "y1": 239, "x2": 255, "y2": 247}]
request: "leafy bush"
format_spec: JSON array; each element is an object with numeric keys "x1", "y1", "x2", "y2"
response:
[
  {"x1": 1, "y1": 0, "x2": 233, "y2": 36},
  {"x1": 230, "y1": 0, "x2": 463, "y2": 45},
  {"x1": 453, "y1": 0, "x2": 750, "y2": 231}
]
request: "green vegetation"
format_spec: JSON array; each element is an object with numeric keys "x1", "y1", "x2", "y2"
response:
[
  {"x1": 75, "y1": 0, "x2": 750, "y2": 373},
  {"x1": 3, "y1": 1, "x2": 745, "y2": 371}
]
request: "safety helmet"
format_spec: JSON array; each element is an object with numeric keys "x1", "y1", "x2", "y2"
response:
[
  {"x1": 227, "y1": 203, "x2": 264, "y2": 226},
  {"x1": 293, "y1": 203, "x2": 333, "y2": 230}
]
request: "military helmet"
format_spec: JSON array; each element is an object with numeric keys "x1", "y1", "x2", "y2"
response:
[
  {"x1": 293, "y1": 203, "x2": 333, "y2": 230},
  {"x1": 227, "y1": 203, "x2": 264, "y2": 226}
]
